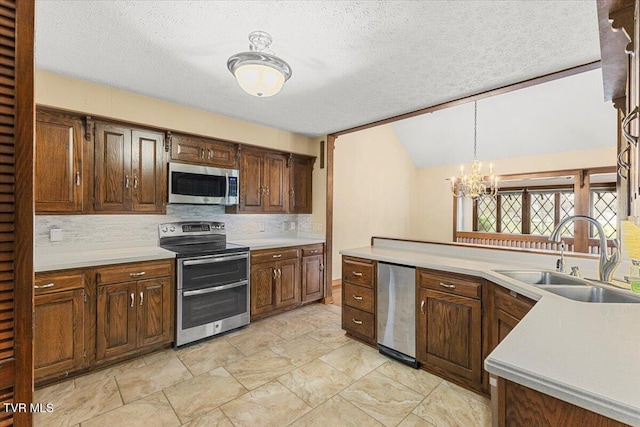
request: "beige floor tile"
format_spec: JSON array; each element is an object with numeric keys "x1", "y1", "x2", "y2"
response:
[
  {"x1": 301, "y1": 310, "x2": 341, "y2": 328},
  {"x1": 179, "y1": 408, "x2": 233, "y2": 427},
  {"x1": 322, "y1": 303, "x2": 342, "y2": 315},
  {"x1": 320, "y1": 342, "x2": 387, "y2": 379},
  {"x1": 74, "y1": 357, "x2": 146, "y2": 389},
  {"x1": 163, "y1": 367, "x2": 247, "y2": 423},
  {"x1": 178, "y1": 338, "x2": 244, "y2": 376},
  {"x1": 442, "y1": 380, "x2": 491, "y2": 405},
  {"x1": 34, "y1": 377, "x2": 122, "y2": 427},
  {"x1": 34, "y1": 378, "x2": 75, "y2": 402},
  {"x1": 278, "y1": 359, "x2": 353, "y2": 407},
  {"x1": 398, "y1": 413, "x2": 437, "y2": 427},
  {"x1": 226, "y1": 327, "x2": 284, "y2": 356},
  {"x1": 116, "y1": 357, "x2": 192, "y2": 404},
  {"x1": 265, "y1": 317, "x2": 317, "y2": 340},
  {"x1": 225, "y1": 349, "x2": 297, "y2": 389},
  {"x1": 290, "y1": 394, "x2": 383, "y2": 427},
  {"x1": 270, "y1": 336, "x2": 331, "y2": 366},
  {"x1": 413, "y1": 382, "x2": 491, "y2": 427},
  {"x1": 80, "y1": 391, "x2": 180, "y2": 427},
  {"x1": 306, "y1": 323, "x2": 351, "y2": 349},
  {"x1": 340, "y1": 371, "x2": 425, "y2": 427},
  {"x1": 375, "y1": 360, "x2": 442, "y2": 396},
  {"x1": 143, "y1": 347, "x2": 181, "y2": 366},
  {"x1": 220, "y1": 381, "x2": 311, "y2": 427}
]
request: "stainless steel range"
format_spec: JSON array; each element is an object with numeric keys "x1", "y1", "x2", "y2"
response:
[{"x1": 159, "y1": 221, "x2": 250, "y2": 346}]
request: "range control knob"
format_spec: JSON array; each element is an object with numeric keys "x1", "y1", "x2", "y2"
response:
[
  {"x1": 169, "y1": 226, "x2": 176, "y2": 232},
  {"x1": 161, "y1": 226, "x2": 168, "y2": 233}
]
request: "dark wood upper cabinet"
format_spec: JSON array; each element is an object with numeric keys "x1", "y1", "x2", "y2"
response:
[
  {"x1": 240, "y1": 149, "x2": 264, "y2": 213},
  {"x1": 170, "y1": 133, "x2": 238, "y2": 168},
  {"x1": 263, "y1": 152, "x2": 288, "y2": 213},
  {"x1": 35, "y1": 110, "x2": 84, "y2": 213},
  {"x1": 289, "y1": 155, "x2": 314, "y2": 214},
  {"x1": 94, "y1": 123, "x2": 165, "y2": 213}
]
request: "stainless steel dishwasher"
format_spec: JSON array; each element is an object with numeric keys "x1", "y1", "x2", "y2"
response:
[{"x1": 377, "y1": 262, "x2": 418, "y2": 368}]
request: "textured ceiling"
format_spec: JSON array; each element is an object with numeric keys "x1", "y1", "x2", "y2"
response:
[{"x1": 35, "y1": 1, "x2": 601, "y2": 137}]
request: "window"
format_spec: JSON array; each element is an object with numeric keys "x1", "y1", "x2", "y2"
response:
[{"x1": 591, "y1": 187, "x2": 617, "y2": 239}]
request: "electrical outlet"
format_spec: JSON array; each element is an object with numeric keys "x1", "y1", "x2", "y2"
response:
[
  {"x1": 259, "y1": 222, "x2": 265, "y2": 232},
  {"x1": 50, "y1": 227, "x2": 62, "y2": 242},
  {"x1": 290, "y1": 221, "x2": 296, "y2": 230}
]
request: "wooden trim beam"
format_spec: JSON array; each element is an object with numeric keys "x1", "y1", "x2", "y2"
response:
[
  {"x1": 332, "y1": 61, "x2": 601, "y2": 136},
  {"x1": 322, "y1": 135, "x2": 336, "y2": 304}
]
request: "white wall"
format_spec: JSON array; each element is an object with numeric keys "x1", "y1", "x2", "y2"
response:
[{"x1": 333, "y1": 125, "x2": 418, "y2": 279}]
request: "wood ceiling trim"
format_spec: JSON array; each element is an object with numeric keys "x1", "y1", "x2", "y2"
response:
[{"x1": 331, "y1": 61, "x2": 601, "y2": 137}]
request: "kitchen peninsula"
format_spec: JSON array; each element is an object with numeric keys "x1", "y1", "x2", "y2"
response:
[{"x1": 340, "y1": 237, "x2": 640, "y2": 427}]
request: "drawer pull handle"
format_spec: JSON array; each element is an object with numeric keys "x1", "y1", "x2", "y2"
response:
[
  {"x1": 439, "y1": 282, "x2": 456, "y2": 289},
  {"x1": 310, "y1": 250, "x2": 317, "y2": 254},
  {"x1": 421, "y1": 300, "x2": 426, "y2": 314},
  {"x1": 272, "y1": 254, "x2": 282, "y2": 258},
  {"x1": 352, "y1": 295, "x2": 363, "y2": 301},
  {"x1": 139, "y1": 291, "x2": 144, "y2": 306},
  {"x1": 352, "y1": 272, "x2": 363, "y2": 277},
  {"x1": 129, "y1": 272, "x2": 146, "y2": 277},
  {"x1": 352, "y1": 318, "x2": 363, "y2": 325},
  {"x1": 130, "y1": 293, "x2": 135, "y2": 308},
  {"x1": 34, "y1": 283, "x2": 55, "y2": 289}
]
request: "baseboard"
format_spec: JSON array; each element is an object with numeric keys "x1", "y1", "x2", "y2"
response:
[{"x1": 332, "y1": 278, "x2": 342, "y2": 288}]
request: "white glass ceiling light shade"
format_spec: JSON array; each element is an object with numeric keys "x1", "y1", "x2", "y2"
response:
[{"x1": 227, "y1": 31, "x2": 292, "y2": 97}]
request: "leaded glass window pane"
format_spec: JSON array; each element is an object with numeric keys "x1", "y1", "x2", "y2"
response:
[
  {"x1": 476, "y1": 197, "x2": 497, "y2": 232},
  {"x1": 500, "y1": 193, "x2": 522, "y2": 233},
  {"x1": 591, "y1": 190, "x2": 617, "y2": 239},
  {"x1": 559, "y1": 192, "x2": 575, "y2": 237},
  {"x1": 530, "y1": 192, "x2": 555, "y2": 235}
]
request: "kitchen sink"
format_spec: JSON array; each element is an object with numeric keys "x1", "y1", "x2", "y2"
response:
[
  {"x1": 537, "y1": 285, "x2": 640, "y2": 303},
  {"x1": 495, "y1": 270, "x2": 588, "y2": 286}
]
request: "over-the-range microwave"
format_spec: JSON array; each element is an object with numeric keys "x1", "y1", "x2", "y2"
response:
[{"x1": 168, "y1": 162, "x2": 239, "y2": 205}]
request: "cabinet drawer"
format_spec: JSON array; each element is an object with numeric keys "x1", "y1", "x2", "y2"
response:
[
  {"x1": 418, "y1": 268, "x2": 481, "y2": 299},
  {"x1": 34, "y1": 271, "x2": 84, "y2": 295},
  {"x1": 342, "y1": 257, "x2": 375, "y2": 288},
  {"x1": 96, "y1": 260, "x2": 171, "y2": 285},
  {"x1": 343, "y1": 283, "x2": 374, "y2": 313},
  {"x1": 251, "y1": 247, "x2": 299, "y2": 264},
  {"x1": 342, "y1": 305, "x2": 375, "y2": 340},
  {"x1": 302, "y1": 244, "x2": 324, "y2": 257}
]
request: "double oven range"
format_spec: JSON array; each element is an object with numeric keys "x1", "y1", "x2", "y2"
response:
[{"x1": 159, "y1": 221, "x2": 250, "y2": 346}]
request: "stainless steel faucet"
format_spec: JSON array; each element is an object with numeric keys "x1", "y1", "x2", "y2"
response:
[{"x1": 549, "y1": 215, "x2": 620, "y2": 282}]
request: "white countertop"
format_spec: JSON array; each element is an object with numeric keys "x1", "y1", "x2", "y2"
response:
[
  {"x1": 229, "y1": 236, "x2": 325, "y2": 250},
  {"x1": 340, "y1": 241, "x2": 640, "y2": 426},
  {"x1": 35, "y1": 241, "x2": 176, "y2": 272}
]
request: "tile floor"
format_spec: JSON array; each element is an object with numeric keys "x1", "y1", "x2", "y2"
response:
[{"x1": 34, "y1": 302, "x2": 491, "y2": 427}]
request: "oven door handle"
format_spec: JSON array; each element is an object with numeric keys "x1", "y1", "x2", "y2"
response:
[
  {"x1": 182, "y1": 254, "x2": 248, "y2": 266},
  {"x1": 182, "y1": 280, "x2": 248, "y2": 297}
]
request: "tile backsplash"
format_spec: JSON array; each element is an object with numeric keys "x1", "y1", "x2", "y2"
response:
[{"x1": 35, "y1": 204, "x2": 313, "y2": 247}]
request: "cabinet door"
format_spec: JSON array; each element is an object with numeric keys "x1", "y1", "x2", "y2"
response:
[
  {"x1": 131, "y1": 130, "x2": 165, "y2": 213},
  {"x1": 137, "y1": 278, "x2": 172, "y2": 348},
  {"x1": 94, "y1": 123, "x2": 132, "y2": 211},
  {"x1": 240, "y1": 150, "x2": 264, "y2": 212},
  {"x1": 417, "y1": 288, "x2": 482, "y2": 384},
  {"x1": 34, "y1": 289, "x2": 84, "y2": 379},
  {"x1": 263, "y1": 152, "x2": 288, "y2": 213},
  {"x1": 205, "y1": 140, "x2": 238, "y2": 168},
  {"x1": 171, "y1": 134, "x2": 207, "y2": 163},
  {"x1": 302, "y1": 254, "x2": 323, "y2": 302},
  {"x1": 96, "y1": 282, "x2": 137, "y2": 361},
  {"x1": 250, "y1": 262, "x2": 275, "y2": 317},
  {"x1": 276, "y1": 258, "x2": 300, "y2": 308},
  {"x1": 35, "y1": 111, "x2": 83, "y2": 213},
  {"x1": 289, "y1": 156, "x2": 313, "y2": 213}
]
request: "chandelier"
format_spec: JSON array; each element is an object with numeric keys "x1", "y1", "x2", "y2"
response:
[
  {"x1": 450, "y1": 101, "x2": 498, "y2": 198},
  {"x1": 227, "y1": 31, "x2": 292, "y2": 97}
]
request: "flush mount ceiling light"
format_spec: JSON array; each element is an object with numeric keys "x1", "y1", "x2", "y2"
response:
[
  {"x1": 227, "y1": 31, "x2": 292, "y2": 98},
  {"x1": 450, "y1": 101, "x2": 498, "y2": 199}
]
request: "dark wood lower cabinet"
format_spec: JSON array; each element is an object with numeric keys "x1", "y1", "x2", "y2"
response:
[
  {"x1": 302, "y1": 254, "x2": 324, "y2": 302},
  {"x1": 275, "y1": 258, "x2": 300, "y2": 308},
  {"x1": 137, "y1": 278, "x2": 173, "y2": 347},
  {"x1": 96, "y1": 282, "x2": 138, "y2": 361},
  {"x1": 492, "y1": 376, "x2": 630, "y2": 427},
  {"x1": 34, "y1": 289, "x2": 85, "y2": 379}
]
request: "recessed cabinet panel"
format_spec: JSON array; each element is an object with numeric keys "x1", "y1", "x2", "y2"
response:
[
  {"x1": 35, "y1": 111, "x2": 83, "y2": 213},
  {"x1": 94, "y1": 124, "x2": 132, "y2": 211},
  {"x1": 242, "y1": 150, "x2": 264, "y2": 212},
  {"x1": 132, "y1": 130, "x2": 164, "y2": 212}
]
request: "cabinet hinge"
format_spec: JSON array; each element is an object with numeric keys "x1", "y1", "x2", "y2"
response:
[
  {"x1": 83, "y1": 349, "x2": 86, "y2": 358},
  {"x1": 84, "y1": 293, "x2": 87, "y2": 303}
]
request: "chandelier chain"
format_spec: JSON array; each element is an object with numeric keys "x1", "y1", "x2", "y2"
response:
[{"x1": 473, "y1": 101, "x2": 477, "y2": 160}]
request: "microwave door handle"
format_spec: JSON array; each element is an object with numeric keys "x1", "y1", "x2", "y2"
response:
[
  {"x1": 225, "y1": 172, "x2": 230, "y2": 205},
  {"x1": 182, "y1": 280, "x2": 248, "y2": 297},
  {"x1": 182, "y1": 254, "x2": 248, "y2": 266}
]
